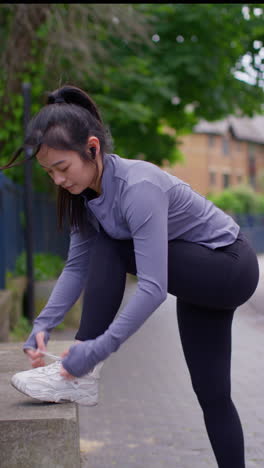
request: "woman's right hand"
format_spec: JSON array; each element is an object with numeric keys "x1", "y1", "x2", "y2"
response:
[{"x1": 24, "y1": 331, "x2": 47, "y2": 368}]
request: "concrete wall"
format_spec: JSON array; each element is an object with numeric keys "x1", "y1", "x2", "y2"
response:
[
  {"x1": 0, "y1": 290, "x2": 12, "y2": 341},
  {"x1": 0, "y1": 341, "x2": 81, "y2": 468},
  {"x1": 0, "y1": 276, "x2": 81, "y2": 342},
  {"x1": 34, "y1": 279, "x2": 83, "y2": 329},
  {"x1": 6, "y1": 276, "x2": 28, "y2": 330}
]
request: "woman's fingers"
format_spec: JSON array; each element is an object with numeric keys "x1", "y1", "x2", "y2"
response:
[
  {"x1": 24, "y1": 331, "x2": 47, "y2": 365},
  {"x1": 24, "y1": 348, "x2": 46, "y2": 367},
  {"x1": 25, "y1": 348, "x2": 37, "y2": 359},
  {"x1": 60, "y1": 365, "x2": 75, "y2": 380},
  {"x1": 25, "y1": 353, "x2": 45, "y2": 367},
  {"x1": 25, "y1": 348, "x2": 45, "y2": 360},
  {"x1": 31, "y1": 357, "x2": 46, "y2": 368}
]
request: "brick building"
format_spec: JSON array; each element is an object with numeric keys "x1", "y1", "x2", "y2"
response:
[{"x1": 162, "y1": 115, "x2": 264, "y2": 196}]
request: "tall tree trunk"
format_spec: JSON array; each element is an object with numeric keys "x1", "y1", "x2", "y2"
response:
[{"x1": 1, "y1": 4, "x2": 51, "y2": 98}]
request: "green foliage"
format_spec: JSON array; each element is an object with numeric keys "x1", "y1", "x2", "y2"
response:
[
  {"x1": 0, "y1": 4, "x2": 263, "y2": 192},
  {"x1": 0, "y1": 59, "x2": 47, "y2": 187},
  {"x1": 9, "y1": 315, "x2": 32, "y2": 341},
  {"x1": 257, "y1": 169, "x2": 264, "y2": 191},
  {"x1": 9, "y1": 251, "x2": 64, "y2": 281},
  {"x1": 207, "y1": 185, "x2": 264, "y2": 214},
  {"x1": 255, "y1": 193, "x2": 264, "y2": 213},
  {"x1": 9, "y1": 314, "x2": 65, "y2": 341}
]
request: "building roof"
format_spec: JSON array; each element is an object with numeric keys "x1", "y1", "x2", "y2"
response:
[{"x1": 194, "y1": 115, "x2": 264, "y2": 144}]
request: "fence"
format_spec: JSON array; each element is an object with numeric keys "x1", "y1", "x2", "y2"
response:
[
  {"x1": 233, "y1": 213, "x2": 264, "y2": 254},
  {"x1": 1, "y1": 172, "x2": 264, "y2": 290},
  {"x1": 0, "y1": 173, "x2": 70, "y2": 289}
]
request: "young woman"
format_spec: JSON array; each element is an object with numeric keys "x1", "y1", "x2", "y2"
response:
[{"x1": 1, "y1": 85, "x2": 259, "y2": 468}]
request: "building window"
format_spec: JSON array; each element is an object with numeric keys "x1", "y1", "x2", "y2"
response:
[
  {"x1": 208, "y1": 135, "x2": 215, "y2": 147},
  {"x1": 223, "y1": 173, "x2": 230, "y2": 188},
  {"x1": 209, "y1": 171, "x2": 216, "y2": 185},
  {"x1": 222, "y1": 137, "x2": 229, "y2": 155},
  {"x1": 248, "y1": 143, "x2": 255, "y2": 159},
  {"x1": 237, "y1": 175, "x2": 243, "y2": 184},
  {"x1": 249, "y1": 174, "x2": 256, "y2": 189},
  {"x1": 248, "y1": 143, "x2": 256, "y2": 189}
]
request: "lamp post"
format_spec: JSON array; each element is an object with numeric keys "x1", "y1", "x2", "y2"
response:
[{"x1": 22, "y1": 82, "x2": 34, "y2": 323}]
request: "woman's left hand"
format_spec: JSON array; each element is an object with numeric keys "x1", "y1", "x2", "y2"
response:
[
  {"x1": 60, "y1": 340, "x2": 97, "y2": 378},
  {"x1": 60, "y1": 349, "x2": 75, "y2": 380}
]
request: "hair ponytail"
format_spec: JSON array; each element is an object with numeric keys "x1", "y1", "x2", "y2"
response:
[
  {"x1": 47, "y1": 85, "x2": 103, "y2": 124},
  {"x1": 0, "y1": 84, "x2": 113, "y2": 232}
]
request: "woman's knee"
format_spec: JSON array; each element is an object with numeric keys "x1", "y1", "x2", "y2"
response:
[
  {"x1": 91, "y1": 228, "x2": 137, "y2": 275},
  {"x1": 192, "y1": 380, "x2": 231, "y2": 410}
]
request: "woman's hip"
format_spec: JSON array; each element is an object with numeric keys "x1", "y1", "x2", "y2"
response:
[
  {"x1": 96, "y1": 225, "x2": 260, "y2": 309},
  {"x1": 167, "y1": 230, "x2": 260, "y2": 309}
]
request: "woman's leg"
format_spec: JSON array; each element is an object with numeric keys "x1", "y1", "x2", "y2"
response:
[
  {"x1": 168, "y1": 231, "x2": 258, "y2": 468},
  {"x1": 75, "y1": 228, "x2": 136, "y2": 341},
  {"x1": 168, "y1": 230, "x2": 259, "y2": 310},
  {"x1": 75, "y1": 226, "x2": 258, "y2": 465},
  {"x1": 177, "y1": 299, "x2": 245, "y2": 468}
]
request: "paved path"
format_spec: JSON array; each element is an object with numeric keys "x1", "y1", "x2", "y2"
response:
[
  {"x1": 72, "y1": 267, "x2": 263, "y2": 468},
  {"x1": 53, "y1": 257, "x2": 264, "y2": 468}
]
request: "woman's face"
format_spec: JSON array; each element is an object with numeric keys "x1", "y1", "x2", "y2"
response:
[{"x1": 36, "y1": 138, "x2": 102, "y2": 195}]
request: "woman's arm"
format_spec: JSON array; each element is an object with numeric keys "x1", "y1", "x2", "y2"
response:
[
  {"x1": 62, "y1": 181, "x2": 169, "y2": 376},
  {"x1": 23, "y1": 222, "x2": 98, "y2": 350}
]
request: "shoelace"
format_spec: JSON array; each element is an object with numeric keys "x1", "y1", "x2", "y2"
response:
[
  {"x1": 39, "y1": 350, "x2": 62, "y2": 361},
  {"x1": 26, "y1": 347, "x2": 62, "y2": 361},
  {"x1": 35, "y1": 350, "x2": 99, "y2": 379},
  {"x1": 40, "y1": 351, "x2": 63, "y2": 375},
  {"x1": 37, "y1": 360, "x2": 63, "y2": 376},
  {"x1": 31, "y1": 351, "x2": 62, "y2": 376}
]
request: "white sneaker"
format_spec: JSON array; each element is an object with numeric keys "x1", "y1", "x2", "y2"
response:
[{"x1": 11, "y1": 357, "x2": 104, "y2": 406}]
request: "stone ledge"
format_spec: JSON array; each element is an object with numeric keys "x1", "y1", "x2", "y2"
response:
[
  {"x1": 34, "y1": 279, "x2": 83, "y2": 329},
  {"x1": 0, "y1": 341, "x2": 81, "y2": 468},
  {"x1": 6, "y1": 275, "x2": 27, "y2": 330},
  {"x1": 0, "y1": 289, "x2": 11, "y2": 341}
]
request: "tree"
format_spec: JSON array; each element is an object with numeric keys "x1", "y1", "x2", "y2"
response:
[
  {"x1": 98, "y1": 4, "x2": 264, "y2": 162},
  {"x1": 0, "y1": 3, "x2": 150, "y2": 187},
  {"x1": 0, "y1": 4, "x2": 263, "y2": 190}
]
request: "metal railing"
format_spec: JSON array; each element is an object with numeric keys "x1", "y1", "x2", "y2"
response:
[
  {"x1": 1, "y1": 171, "x2": 264, "y2": 290},
  {"x1": 233, "y1": 214, "x2": 264, "y2": 254},
  {"x1": 0, "y1": 172, "x2": 69, "y2": 289}
]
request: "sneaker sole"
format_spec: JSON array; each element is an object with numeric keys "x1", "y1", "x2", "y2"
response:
[{"x1": 10, "y1": 377, "x2": 98, "y2": 406}]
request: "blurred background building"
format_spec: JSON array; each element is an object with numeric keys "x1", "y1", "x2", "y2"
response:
[{"x1": 165, "y1": 115, "x2": 264, "y2": 196}]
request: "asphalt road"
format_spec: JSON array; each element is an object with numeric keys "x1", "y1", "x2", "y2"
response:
[{"x1": 69, "y1": 271, "x2": 264, "y2": 468}]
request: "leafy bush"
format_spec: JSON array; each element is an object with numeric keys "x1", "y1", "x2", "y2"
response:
[
  {"x1": 9, "y1": 314, "x2": 65, "y2": 341},
  {"x1": 9, "y1": 251, "x2": 64, "y2": 281},
  {"x1": 207, "y1": 190, "x2": 244, "y2": 214},
  {"x1": 9, "y1": 316, "x2": 32, "y2": 341},
  {"x1": 255, "y1": 193, "x2": 264, "y2": 213},
  {"x1": 207, "y1": 185, "x2": 264, "y2": 215}
]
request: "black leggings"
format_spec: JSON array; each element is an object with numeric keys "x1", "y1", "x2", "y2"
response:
[{"x1": 75, "y1": 227, "x2": 259, "y2": 468}]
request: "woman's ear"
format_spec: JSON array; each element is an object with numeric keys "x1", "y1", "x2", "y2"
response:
[{"x1": 87, "y1": 136, "x2": 100, "y2": 158}]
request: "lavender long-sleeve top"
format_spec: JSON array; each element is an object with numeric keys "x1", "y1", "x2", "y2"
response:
[{"x1": 23, "y1": 153, "x2": 240, "y2": 376}]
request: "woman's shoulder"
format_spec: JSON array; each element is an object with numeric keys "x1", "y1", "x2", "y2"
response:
[{"x1": 110, "y1": 153, "x2": 185, "y2": 190}]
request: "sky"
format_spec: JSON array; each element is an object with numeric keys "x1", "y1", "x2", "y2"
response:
[{"x1": 235, "y1": 6, "x2": 264, "y2": 88}]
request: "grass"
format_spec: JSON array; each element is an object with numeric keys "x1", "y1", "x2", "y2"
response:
[
  {"x1": 9, "y1": 315, "x2": 65, "y2": 342},
  {"x1": 9, "y1": 316, "x2": 32, "y2": 342}
]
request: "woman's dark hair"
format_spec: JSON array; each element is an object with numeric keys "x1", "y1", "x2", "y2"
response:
[{"x1": 0, "y1": 85, "x2": 113, "y2": 232}]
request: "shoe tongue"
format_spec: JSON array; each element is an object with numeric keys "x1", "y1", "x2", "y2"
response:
[{"x1": 43, "y1": 361, "x2": 61, "y2": 373}]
